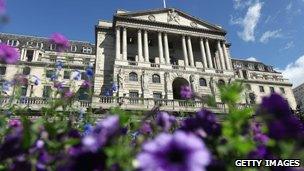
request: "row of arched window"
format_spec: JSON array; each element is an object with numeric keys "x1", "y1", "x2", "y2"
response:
[
  {"x1": 129, "y1": 72, "x2": 225, "y2": 86},
  {"x1": 129, "y1": 72, "x2": 161, "y2": 83}
]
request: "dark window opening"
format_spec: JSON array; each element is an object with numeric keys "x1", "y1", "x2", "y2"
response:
[
  {"x1": 23, "y1": 67, "x2": 31, "y2": 75},
  {"x1": 43, "y1": 86, "x2": 52, "y2": 98},
  {"x1": 0, "y1": 66, "x2": 6, "y2": 75},
  {"x1": 259, "y1": 86, "x2": 265, "y2": 93},
  {"x1": 63, "y1": 71, "x2": 70, "y2": 79},
  {"x1": 152, "y1": 74, "x2": 161, "y2": 83},
  {"x1": 199, "y1": 78, "x2": 207, "y2": 87},
  {"x1": 129, "y1": 72, "x2": 138, "y2": 82},
  {"x1": 26, "y1": 50, "x2": 34, "y2": 62}
]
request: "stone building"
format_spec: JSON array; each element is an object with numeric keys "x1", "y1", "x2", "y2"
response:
[
  {"x1": 0, "y1": 33, "x2": 95, "y2": 101},
  {"x1": 293, "y1": 83, "x2": 304, "y2": 112},
  {"x1": 0, "y1": 8, "x2": 297, "y2": 112},
  {"x1": 93, "y1": 8, "x2": 297, "y2": 111}
]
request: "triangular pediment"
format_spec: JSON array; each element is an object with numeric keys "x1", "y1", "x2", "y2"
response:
[{"x1": 115, "y1": 8, "x2": 225, "y2": 32}]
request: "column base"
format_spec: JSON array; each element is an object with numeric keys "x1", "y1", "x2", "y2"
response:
[
  {"x1": 160, "y1": 64, "x2": 172, "y2": 69},
  {"x1": 115, "y1": 60, "x2": 128, "y2": 66},
  {"x1": 185, "y1": 67, "x2": 197, "y2": 71},
  {"x1": 205, "y1": 69, "x2": 216, "y2": 73}
]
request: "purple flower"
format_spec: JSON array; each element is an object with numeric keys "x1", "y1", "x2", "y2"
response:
[
  {"x1": 96, "y1": 116, "x2": 120, "y2": 136},
  {"x1": 112, "y1": 83, "x2": 118, "y2": 92},
  {"x1": 156, "y1": 112, "x2": 175, "y2": 132},
  {"x1": 72, "y1": 70, "x2": 81, "y2": 80},
  {"x1": 181, "y1": 109, "x2": 221, "y2": 137},
  {"x1": 251, "y1": 122, "x2": 269, "y2": 144},
  {"x1": 85, "y1": 68, "x2": 94, "y2": 78},
  {"x1": 260, "y1": 93, "x2": 292, "y2": 118},
  {"x1": 2, "y1": 81, "x2": 11, "y2": 93},
  {"x1": 55, "y1": 61, "x2": 64, "y2": 70},
  {"x1": 136, "y1": 131, "x2": 210, "y2": 171},
  {"x1": 248, "y1": 145, "x2": 268, "y2": 159},
  {"x1": 8, "y1": 119, "x2": 21, "y2": 128},
  {"x1": 49, "y1": 33, "x2": 70, "y2": 52},
  {"x1": 82, "y1": 116, "x2": 120, "y2": 149},
  {"x1": 83, "y1": 124, "x2": 93, "y2": 135},
  {"x1": 259, "y1": 93, "x2": 304, "y2": 140},
  {"x1": 64, "y1": 90, "x2": 74, "y2": 99},
  {"x1": 139, "y1": 122, "x2": 152, "y2": 135},
  {"x1": 30, "y1": 75, "x2": 40, "y2": 86},
  {"x1": 0, "y1": 0, "x2": 6, "y2": 15},
  {"x1": 13, "y1": 75, "x2": 28, "y2": 86},
  {"x1": 180, "y1": 85, "x2": 193, "y2": 99},
  {"x1": 81, "y1": 80, "x2": 92, "y2": 89},
  {"x1": 54, "y1": 81, "x2": 63, "y2": 90},
  {"x1": 0, "y1": 43, "x2": 19, "y2": 64}
]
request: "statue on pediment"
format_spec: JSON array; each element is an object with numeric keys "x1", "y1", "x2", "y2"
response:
[{"x1": 168, "y1": 10, "x2": 180, "y2": 24}]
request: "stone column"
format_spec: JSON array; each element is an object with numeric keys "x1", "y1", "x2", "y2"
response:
[
  {"x1": 200, "y1": 38, "x2": 207, "y2": 68},
  {"x1": 137, "y1": 30, "x2": 143, "y2": 62},
  {"x1": 158, "y1": 32, "x2": 164, "y2": 64},
  {"x1": 144, "y1": 30, "x2": 150, "y2": 62},
  {"x1": 205, "y1": 39, "x2": 213, "y2": 68},
  {"x1": 217, "y1": 40, "x2": 225, "y2": 70},
  {"x1": 187, "y1": 36, "x2": 195, "y2": 67},
  {"x1": 223, "y1": 43, "x2": 231, "y2": 70},
  {"x1": 122, "y1": 27, "x2": 127, "y2": 61},
  {"x1": 163, "y1": 33, "x2": 170, "y2": 64},
  {"x1": 115, "y1": 27, "x2": 121, "y2": 60},
  {"x1": 182, "y1": 35, "x2": 189, "y2": 67}
]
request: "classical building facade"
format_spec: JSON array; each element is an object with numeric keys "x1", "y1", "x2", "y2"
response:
[
  {"x1": 0, "y1": 8, "x2": 297, "y2": 113},
  {"x1": 293, "y1": 83, "x2": 304, "y2": 112}
]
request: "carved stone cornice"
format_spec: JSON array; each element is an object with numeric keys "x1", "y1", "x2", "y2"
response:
[
  {"x1": 114, "y1": 17, "x2": 226, "y2": 41},
  {"x1": 114, "y1": 64, "x2": 232, "y2": 78}
]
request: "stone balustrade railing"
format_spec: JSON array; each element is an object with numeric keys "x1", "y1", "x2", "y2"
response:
[{"x1": 0, "y1": 96, "x2": 252, "y2": 113}]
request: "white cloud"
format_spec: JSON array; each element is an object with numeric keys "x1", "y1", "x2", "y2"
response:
[
  {"x1": 259, "y1": 29, "x2": 282, "y2": 43},
  {"x1": 283, "y1": 41, "x2": 295, "y2": 50},
  {"x1": 279, "y1": 55, "x2": 304, "y2": 87},
  {"x1": 233, "y1": 0, "x2": 253, "y2": 9},
  {"x1": 246, "y1": 57, "x2": 259, "y2": 61},
  {"x1": 286, "y1": 2, "x2": 292, "y2": 11},
  {"x1": 233, "y1": 1, "x2": 263, "y2": 42}
]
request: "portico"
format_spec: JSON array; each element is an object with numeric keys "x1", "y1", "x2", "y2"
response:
[{"x1": 114, "y1": 15, "x2": 232, "y2": 71}]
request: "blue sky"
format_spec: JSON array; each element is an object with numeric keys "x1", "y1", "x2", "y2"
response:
[{"x1": 2, "y1": 0, "x2": 304, "y2": 86}]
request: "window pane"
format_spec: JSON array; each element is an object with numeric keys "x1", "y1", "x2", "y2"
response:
[
  {"x1": 64, "y1": 71, "x2": 70, "y2": 79},
  {"x1": 0, "y1": 67, "x2": 6, "y2": 75}
]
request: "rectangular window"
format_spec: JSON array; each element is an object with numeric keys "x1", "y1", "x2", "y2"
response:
[
  {"x1": 280, "y1": 87, "x2": 286, "y2": 94},
  {"x1": 63, "y1": 71, "x2": 70, "y2": 79},
  {"x1": 270, "y1": 87, "x2": 275, "y2": 93},
  {"x1": 129, "y1": 91, "x2": 139, "y2": 98},
  {"x1": 21, "y1": 85, "x2": 28, "y2": 96},
  {"x1": 83, "y1": 58, "x2": 91, "y2": 65},
  {"x1": 259, "y1": 86, "x2": 265, "y2": 93},
  {"x1": 0, "y1": 66, "x2": 6, "y2": 75},
  {"x1": 50, "y1": 55, "x2": 57, "y2": 62},
  {"x1": 46, "y1": 70, "x2": 55, "y2": 78},
  {"x1": 81, "y1": 72, "x2": 88, "y2": 81},
  {"x1": 26, "y1": 50, "x2": 34, "y2": 62},
  {"x1": 43, "y1": 86, "x2": 52, "y2": 98},
  {"x1": 129, "y1": 91, "x2": 139, "y2": 104},
  {"x1": 82, "y1": 47, "x2": 92, "y2": 54},
  {"x1": 153, "y1": 92, "x2": 162, "y2": 99}
]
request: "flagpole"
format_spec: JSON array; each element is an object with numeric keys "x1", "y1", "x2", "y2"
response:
[{"x1": 163, "y1": 0, "x2": 167, "y2": 8}]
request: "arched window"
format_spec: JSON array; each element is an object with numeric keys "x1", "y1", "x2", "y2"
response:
[
  {"x1": 218, "y1": 79, "x2": 225, "y2": 86},
  {"x1": 152, "y1": 74, "x2": 160, "y2": 83},
  {"x1": 129, "y1": 72, "x2": 138, "y2": 82},
  {"x1": 199, "y1": 78, "x2": 207, "y2": 86}
]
